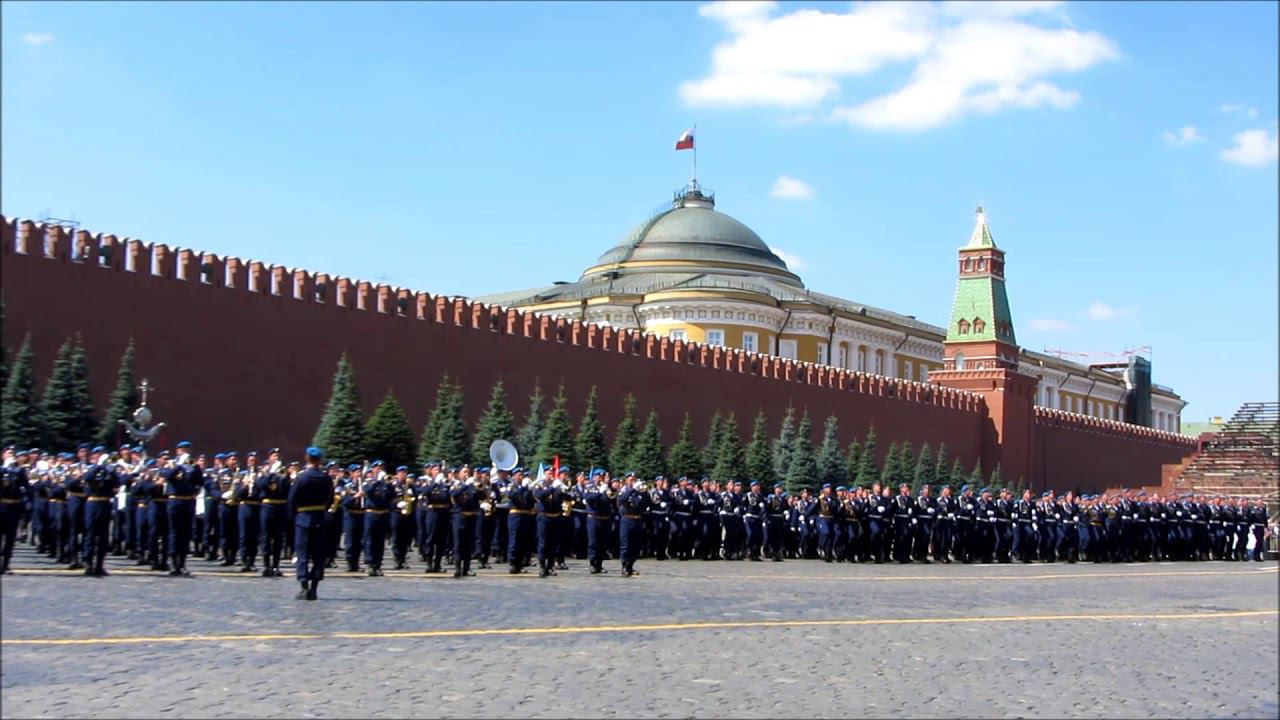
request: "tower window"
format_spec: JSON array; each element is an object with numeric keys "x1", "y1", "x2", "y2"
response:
[
  {"x1": 957, "y1": 320, "x2": 971, "y2": 335},
  {"x1": 954, "y1": 353, "x2": 966, "y2": 370},
  {"x1": 963, "y1": 258, "x2": 973, "y2": 272},
  {"x1": 973, "y1": 318, "x2": 986, "y2": 334},
  {"x1": 977, "y1": 258, "x2": 987, "y2": 271}
]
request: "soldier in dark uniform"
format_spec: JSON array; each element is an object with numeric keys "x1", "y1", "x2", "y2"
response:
[
  {"x1": 617, "y1": 475, "x2": 648, "y2": 576},
  {"x1": 671, "y1": 477, "x2": 696, "y2": 560},
  {"x1": 472, "y1": 467, "x2": 496, "y2": 569},
  {"x1": 569, "y1": 472, "x2": 589, "y2": 560},
  {"x1": 164, "y1": 442, "x2": 202, "y2": 576},
  {"x1": 449, "y1": 472, "x2": 480, "y2": 578},
  {"x1": 231, "y1": 451, "x2": 262, "y2": 572},
  {"x1": 1012, "y1": 489, "x2": 1036, "y2": 562},
  {"x1": 289, "y1": 447, "x2": 333, "y2": 600},
  {"x1": 337, "y1": 468, "x2": 364, "y2": 572},
  {"x1": 865, "y1": 485, "x2": 891, "y2": 563},
  {"x1": 216, "y1": 455, "x2": 239, "y2": 566},
  {"x1": 742, "y1": 480, "x2": 766, "y2": 562},
  {"x1": 63, "y1": 444, "x2": 91, "y2": 570},
  {"x1": 533, "y1": 469, "x2": 565, "y2": 577},
  {"x1": 257, "y1": 455, "x2": 291, "y2": 577},
  {"x1": 322, "y1": 462, "x2": 343, "y2": 568},
  {"x1": 993, "y1": 488, "x2": 1013, "y2": 563},
  {"x1": 362, "y1": 462, "x2": 392, "y2": 576},
  {"x1": 584, "y1": 469, "x2": 613, "y2": 574},
  {"x1": 1059, "y1": 491, "x2": 1081, "y2": 563},
  {"x1": 414, "y1": 463, "x2": 436, "y2": 562},
  {"x1": 815, "y1": 484, "x2": 838, "y2": 562},
  {"x1": 112, "y1": 445, "x2": 138, "y2": 557},
  {"x1": 202, "y1": 453, "x2": 224, "y2": 561},
  {"x1": 718, "y1": 479, "x2": 740, "y2": 560},
  {"x1": 423, "y1": 464, "x2": 453, "y2": 573},
  {"x1": 915, "y1": 484, "x2": 937, "y2": 563},
  {"x1": 81, "y1": 447, "x2": 121, "y2": 576},
  {"x1": 891, "y1": 484, "x2": 915, "y2": 563},
  {"x1": 764, "y1": 484, "x2": 787, "y2": 562},
  {"x1": 0, "y1": 448, "x2": 31, "y2": 574},
  {"x1": 505, "y1": 469, "x2": 536, "y2": 573},
  {"x1": 647, "y1": 476, "x2": 673, "y2": 560},
  {"x1": 489, "y1": 468, "x2": 512, "y2": 564},
  {"x1": 973, "y1": 488, "x2": 996, "y2": 563},
  {"x1": 1249, "y1": 500, "x2": 1269, "y2": 561},
  {"x1": 389, "y1": 466, "x2": 416, "y2": 570},
  {"x1": 698, "y1": 479, "x2": 722, "y2": 561},
  {"x1": 934, "y1": 485, "x2": 956, "y2": 563}
]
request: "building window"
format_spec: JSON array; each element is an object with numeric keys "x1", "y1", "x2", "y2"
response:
[
  {"x1": 919, "y1": 365, "x2": 929, "y2": 381},
  {"x1": 742, "y1": 332, "x2": 757, "y2": 353},
  {"x1": 903, "y1": 360, "x2": 913, "y2": 380},
  {"x1": 972, "y1": 318, "x2": 985, "y2": 334},
  {"x1": 817, "y1": 342, "x2": 828, "y2": 365},
  {"x1": 1087, "y1": 399, "x2": 1094, "y2": 416},
  {"x1": 779, "y1": 339, "x2": 797, "y2": 360},
  {"x1": 837, "y1": 344, "x2": 848, "y2": 369},
  {"x1": 954, "y1": 353, "x2": 966, "y2": 370},
  {"x1": 706, "y1": 329, "x2": 724, "y2": 347},
  {"x1": 963, "y1": 258, "x2": 972, "y2": 272},
  {"x1": 957, "y1": 320, "x2": 970, "y2": 335},
  {"x1": 874, "y1": 349, "x2": 885, "y2": 374},
  {"x1": 977, "y1": 258, "x2": 987, "y2": 271},
  {"x1": 670, "y1": 329, "x2": 687, "y2": 342},
  {"x1": 857, "y1": 346, "x2": 868, "y2": 371}
]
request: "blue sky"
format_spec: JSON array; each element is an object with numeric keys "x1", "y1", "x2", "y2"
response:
[{"x1": 3, "y1": 1, "x2": 1276, "y2": 419}]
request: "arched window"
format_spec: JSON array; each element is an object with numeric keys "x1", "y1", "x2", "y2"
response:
[
  {"x1": 874, "y1": 349, "x2": 885, "y2": 375},
  {"x1": 857, "y1": 345, "x2": 868, "y2": 371},
  {"x1": 977, "y1": 258, "x2": 987, "y2": 271},
  {"x1": 954, "y1": 353, "x2": 966, "y2": 370},
  {"x1": 963, "y1": 258, "x2": 973, "y2": 272},
  {"x1": 973, "y1": 318, "x2": 986, "y2": 334},
  {"x1": 957, "y1": 319, "x2": 970, "y2": 334}
]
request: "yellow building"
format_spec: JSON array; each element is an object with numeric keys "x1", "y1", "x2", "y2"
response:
[{"x1": 475, "y1": 185, "x2": 1184, "y2": 430}]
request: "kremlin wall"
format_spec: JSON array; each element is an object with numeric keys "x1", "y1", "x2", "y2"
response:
[{"x1": 0, "y1": 213, "x2": 1197, "y2": 493}]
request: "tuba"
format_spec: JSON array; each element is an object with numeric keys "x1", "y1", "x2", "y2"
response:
[{"x1": 489, "y1": 439, "x2": 519, "y2": 472}]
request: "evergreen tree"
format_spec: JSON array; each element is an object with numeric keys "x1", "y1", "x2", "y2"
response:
[
  {"x1": 771, "y1": 405, "x2": 797, "y2": 480},
  {"x1": 989, "y1": 463, "x2": 1003, "y2": 489},
  {"x1": 844, "y1": 438, "x2": 862, "y2": 487},
  {"x1": 574, "y1": 386, "x2": 609, "y2": 473},
  {"x1": 41, "y1": 339, "x2": 79, "y2": 451},
  {"x1": 895, "y1": 441, "x2": 913, "y2": 489},
  {"x1": 815, "y1": 415, "x2": 846, "y2": 487},
  {"x1": 934, "y1": 442, "x2": 950, "y2": 487},
  {"x1": 536, "y1": 383, "x2": 576, "y2": 471},
  {"x1": 785, "y1": 411, "x2": 819, "y2": 493},
  {"x1": 913, "y1": 443, "x2": 935, "y2": 492},
  {"x1": 363, "y1": 390, "x2": 417, "y2": 469},
  {"x1": 744, "y1": 410, "x2": 775, "y2": 486},
  {"x1": 879, "y1": 441, "x2": 899, "y2": 487},
  {"x1": 0, "y1": 334, "x2": 44, "y2": 447},
  {"x1": 666, "y1": 412, "x2": 703, "y2": 481},
  {"x1": 629, "y1": 410, "x2": 666, "y2": 480},
  {"x1": 471, "y1": 379, "x2": 517, "y2": 466},
  {"x1": 311, "y1": 353, "x2": 365, "y2": 466},
  {"x1": 515, "y1": 381, "x2": 546, "y2": 463},
  {"x1": 710, "y1": 412, "x2": 746, "y2": 484},
  {"x1": 0, "y1": 298, "x2": 7, "y2": 387},
  {"x1": 968, "y1": 459, "x2": 984, "y2": 488},
  {"x1": 98, "y1": 340, "x2": 138, "y2": 446},
  {"x1": 68, "y1": 335, "x2": 98, "y2": 444},
  {"x1": 950, "y1": 458, "x2": 967, "y2": 488},
  {"x1": 701, "y1": 411, "x2": 724, "y2": 476},
  {"x1": 855, "y1": 425, "x2": 879, "y2": 488},
  {"x1": 418, "y1": 374, "x2": 455, "y2": 464},
  {"x1": 608, "y1": 393, "x2": 639, "y2": 474},
  {"x1": 432, "y1": 379, "x2": 470, "y2": 466}
]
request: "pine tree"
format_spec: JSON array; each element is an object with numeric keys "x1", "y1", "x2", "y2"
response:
[
  {"x1": 950, "y1": 458, "x2": 967, "y2": 488},
  {"x1": 311, "y1": 353, "x2": 366, "y2": 466},
  {"x1": 934, "y1": 442, "x2": 949, "y2": 487},
  {"x1": 711, "y1": 412, "x2": 746, "y2": 485},
  {"x1": 68, "y1": 335, "x2": 98, "y2": 444},
  {"x1": 786, "y1": 411, "x2": 819, "y2": 493},
  {"x1": 895, "y1": 441, "x2": 913, "y2": 489},
  {"x1": 629, "y1": 410, "x2": 666, "y2": 480},
  {"x1": 536, "y1": 383, "x2": 575, "y2": 471},
  {"x1": 913, "y1": 443, "x2": 935, "y2": 492},
  {"x1": 844, "y1": 438, "x2": 862, "y2": 487},
  {"x1": 772, "y1": 405, "x2": 796, "y2": 480},
  {"x1": 471, "y1": 379, "x2": 517, "y2": 466},
  {"x1": 432, "y1": 379, "x2": 470, "y2": 466},
  {"x1": 666, "y1": 412, "x2": 703, "y2": 480},
  {"x1": 515, "y1": 381, "x2": 546, "y2": 463},
  {"x1": 744, "y1": 410, "x2": 775, "y2": 486},
  {"x1": 0, "y1": 334, "x2": 44, "y2": 447},
  {"x1": 855, "y1": 425, "x2": 879, "y2": 488},
  {"x1": 968, "y1": 459, "x2": 984, "y2": 488},
  {"x1": 815, "y1": 415, "x2": 846, "y2": 487},
  {"x1": 41, "y1": 338, "x2": 79, "y2": 451},
  {"x1": 574, "y1": 386, "x2": 609, "y2": 473},
  {"x1": 701, "y1": 411, "x2": 724, "y2": 476},
  {"x1": 989, "y1": 463, "x2": 1003, "y2": 489},
  {"x1": 363, "y1": 390, "x2": 417, "y2": 469},
  {"x1": 0, "y1": 298, "x2": 7, "y2": 388},
  {"x1": 608, "y1": 393, "x2": 639, "y2": 474},
  {"x1": 98, "y1": 340, "x2": 138, "y2": 447},
  {"x1": 418, "y1": 373, "x2": 455, "y2": 464},
  {"x1": 879, "y1": 442, "x2": 899, "y2": 487}
]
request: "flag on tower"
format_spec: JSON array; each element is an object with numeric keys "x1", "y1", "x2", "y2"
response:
[{"x1": 675, "y1": 129, "x2": 694, "y2": 151}]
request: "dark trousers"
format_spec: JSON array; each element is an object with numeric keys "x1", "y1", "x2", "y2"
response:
[
  {"x1": 220, "y1": 503, "x2": 239, "y2": 561},
  {"x1": 893, "y1": 519, "x2": 913, "y2": 562},
  {"x1": 416, "y1": 508, "x2": 431, "y2": 559},
  {"x1": 364, "y1": 512, "x2": 389, "y2": 569},
  {"x1": 700, "y1": 514, "x2": 720, "y2": 559},
  {"x1": 452, "y1": 513, "x2": 476, "y2": 574},
  {"x1": 134, "y1": 504, "x2": 151, "y2": 561},
  {"x1": 934, "y1": 519, "x2": 953, "y2": 561},
  {"x1": 261, "y1": 505, "x2": 287, "y2": 570},
  {"x1": 425, "y1": 509, "x2": 450, "y2": 568},
  {"x1": 343, "y1": 511, "x2": 364, "y2": 567},
  {"x1": 815, "y1": 518, "x2": 835, "y2": 560},
  {"x1": 391, "y1": 511, "x2": 415, "y2": 566},
  {"x1": 765, "y1": 517, "x2": 785, "y2": 560},
  {"x1": 620, "y1": 516, "x2": 643, "y2": 571},
  {"x1": 915, "y1": 519, "x2": 935, "y2": 560},
  {"x1": 571, "y1": 511, "x2": 588, "y2": 559},
  {"x1": 294, "y1": 515, "x2": 326, "y2": 585},
  {"x1": 508, "y1": 512, "x2": 534, "y2": 569},
  {"x1": 238, "y1": 504, "x2": 260, "y2": 566},
  {"x1": 204, "y1": 499, "x2": 220, "y2": 555},
  {"x1": 166, "y1": 500, "x2": 194, "y2": 570},
  {"x1": 587, "y1": 516, "x2": 610, "y2": 570},
  {"x1": 150, "y1": 501, "x2": 170, "y2": 566},
  {"x1": 83, "y1": 499, "x2": 112, "y2": 570},
  {"x1": 0, "y1": 504, "x2": 20, "y2": 571},
  {"x1": 743, "y1": 516, "x2": 763, "y2": 559},
  {"x1": 472, "y1": 512, "x2": 492, "y2": 563},
  {"x1": 671, "y1": 514, "x2": 692, "y2": 558},
  {"x1": 491, "y1": 509, "x2": 509, "y2": 562},
  {"x1": 31, "y1": 499, "x2": 48, "y2": 552},
  {"x1": 867, "y1": 519, "x2": 887, "y2": 562},
  {"x1": 646, "y1": 514, "x2": 670, "y2": 559},
  {"x1": 536, "y1": 514, "x2": 558, "y2": 566},
  {"x1": 66, "y1": 497, "x2": 85, "y2": 564}
]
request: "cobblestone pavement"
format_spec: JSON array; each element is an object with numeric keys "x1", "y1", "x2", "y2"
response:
[{"x1": 2, "y1": 545, "x2": 1277, "y2": 719}]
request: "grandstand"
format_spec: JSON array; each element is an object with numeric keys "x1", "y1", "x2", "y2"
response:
[{"x1": 1171, "y1": 402, "x2": 1280, "y2": 500}]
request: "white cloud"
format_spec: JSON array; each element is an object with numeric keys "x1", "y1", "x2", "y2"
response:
[
  {"x1": 1221, "y1": 129, "x2": 1279, "y2": 167},
  {"x1": 22, "y1": 32, "x2": 54, "y2": 46},
  {"x1": 769, "y1": 246, "x2": 806, "y2": 270},
  {"x1": 1028, "y1": 318, "x2": 1073, "y2": 332},
  {"x1": 1220, "y1": 103, "x2": 1260, "y2": 119},
  {"x1": 1163, "y1": 126, "x2": 1203, "y2": 146},
  {"x1": 681, "y1": 1, "x2": 1117, "y2": 131},
  {"x1": 1086, "y1": 301, "x2": 1132, "y2": 321},
  {"x1": 770, "y1": 174, "x2": 815, "y2": 200}
]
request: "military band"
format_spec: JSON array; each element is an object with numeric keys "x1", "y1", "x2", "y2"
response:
[{"x1": 2, "y1": 443, "x2": 1275, "y2": 587}]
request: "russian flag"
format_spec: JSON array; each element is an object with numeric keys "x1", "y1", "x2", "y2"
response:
[{"x1": 675, "y1": 129, "x2": 694, "y2": 151}]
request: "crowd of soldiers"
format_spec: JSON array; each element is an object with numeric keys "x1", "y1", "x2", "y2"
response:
[{"x1": 1, "y1": 443, "x2": 1274, "y2": 584}]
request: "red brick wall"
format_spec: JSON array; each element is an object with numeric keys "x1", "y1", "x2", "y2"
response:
[{"x1": 1032, "y1": 408, "x2": 1198, "y2": 494}]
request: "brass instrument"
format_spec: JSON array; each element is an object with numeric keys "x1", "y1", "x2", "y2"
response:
[
  {"x1": 561, "y1": 493, "x2": 575, "y2": 515},
  {"x1": 397, "y1": 485, "x2": 415, "y2": 516}
]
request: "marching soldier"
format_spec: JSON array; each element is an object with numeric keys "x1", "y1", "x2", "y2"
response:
[
  {"x1": 698, "y1": 478, "x2": 721, "y2": 561},
  {"x1": 231, "y1": 451, "x2": 262, "y2": 573},
  {"x1": 362, "y1": 462, "x2": 392, "y2": 576},
  {"x1": 422, "y1": 463, "x2": 453, "y2": 573},
  {"x1": 0, "y1": 448, "x2": 31, "y2": 574},
  {"x1": 915, "y1": 484, "x2": 937, "y2": 563},
  {"x1": 742, "y1": 480, "x2": 766, "y2": 562},
  {"x1": 163, "y1": 442, "x2": 202, "y2": 576},
  {"x1": 506, "y1": 468, "x2": 536, "y2": 573},
  {"x1": 934, "y1": 485, "x2": 956, "y2": 563},
  {"x1": 63, "y1": 444, "x2": 91, "y2": 570},
  {"x1": 584, "y1": 469, "x2": 613, "y2": 574},
  {"x1": 390, "y1": 466, "x2": 416, "y2": 570},
  {"x1": 533, "y1": 467, "x2": 565, "y2": 577},
  {"x1": 892, "y1": 483, "x2": 915, "y2": 564},
  {"x1": 617, "y1": 474, "x2": 648, "y2": 576},
  {"x1": 81, "y1": 447, "x2": 121, "y2": 576},
  {"x1": 648, "y1": 476, "x2": 673, "y2": 560},
  {"x1": 994, "y1": 488, "x2": 1013, "y2": 563},
  {"x1": 257, "y1": 453, "x2": 290, "y2": 577},
  {"x1": 289, "y1": 447, "x2": 333, "y2": 601},
  {"x1": 764, "y1": 484, "x2": 787, "y2": 562},
  {"x1": 449, "y1": 469, "x2": 480, "y2": 578}
]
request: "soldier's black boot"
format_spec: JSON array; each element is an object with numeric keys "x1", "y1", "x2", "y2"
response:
[
  {"x1": 296, "y1": 582, "x2": 308, "y2": 600},
  {"x1": 453, "y1": 563, "x2": 463, "y2": 579},
  {"x1": 306, "y1": 580, "x2": 318, "y2": 601},
  {"x1": 538, "y1": 560, "x2": 549, "y2": 578}
]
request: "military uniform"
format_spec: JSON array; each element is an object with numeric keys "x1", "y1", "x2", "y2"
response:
[
  {"x1": 257, "y1": 461, "x2": 291, "y2": 576},
  {"x1": 289, "y1": 449, "x2": 334, "y2": 600},
  {"x1": 533, "y1": 478, "x2": 565, "y2": 577},
  {"x1": 0, "y1": 452, "x2": 31, "y2": 573},
  {"x1": 617, "y1": 482, "x2": 648, "y2": 576},
  {"x1": 82, "y1": 452, "x2": 121, "y2": 576},
  {"x1": 506, "y1": 472, "x2": 536, "y2": 573},
  {"x1": 449, "y1": 477, "x2": 480, "y2": 578},
  {"x1": 362, "y1": 468, "x2": 393, "y2": 576}
]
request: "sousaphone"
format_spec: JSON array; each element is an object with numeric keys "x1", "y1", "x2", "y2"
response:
[{"x1": 489, "y1": 439, "x2": 519, "y2": 472}]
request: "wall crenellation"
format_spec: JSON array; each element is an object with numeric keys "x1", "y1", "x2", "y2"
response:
[{"x1": 1035, "y1": 406, "x2": 1194, "y2": 448}]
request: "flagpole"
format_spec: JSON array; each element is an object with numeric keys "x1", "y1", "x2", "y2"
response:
[{"x1": 692, "y1": 123, "x2": 698, "y2": 187}]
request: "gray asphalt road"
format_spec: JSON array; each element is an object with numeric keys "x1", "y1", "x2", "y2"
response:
[{"x1": 2, "y1": 545, "x2": 1277, "y2": 719}]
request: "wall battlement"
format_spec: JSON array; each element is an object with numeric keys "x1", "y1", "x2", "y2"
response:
[{"x1": 1034, "y1": 406, "x2": 1196, "y2": 448}]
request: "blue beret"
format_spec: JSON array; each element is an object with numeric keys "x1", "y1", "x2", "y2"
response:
[
  {"x1": 305, "y1": 446, "x2": 324, "y2": 459},
  {"x1": 91, "y1": 445, "x2": 106, "y2": 453},
  {"x1": 225, "y1": 450, "x2": 238, "y2": 457},
  {"x1": 654, "y1": 475, "x2": 665, "y2": 481},
  {"x1": 214, "y1": 453, "x2": 226, "y2": 460},
  {"x1": 268, "y1": 448, "x2": 280, "y2": 454},
  {"x1": 822, "y1": 483, "x2": 832, "y2": 489},
  {"x1": 477, "y1": 466, "x2": 490, "y2": 473},
  {"x1": 370, "y1": 460, "x2": 384, "y2": 467},
  {"x1": 750, "y1": 480, "x2": 761, "y2": 486},
  {"x1": 514, "y1": 467, "x2": 525, "y2": 473},
  {"x1": 558, "y1": 465, "x2": 572, "y2": 474},
  {"x1": 1138, "y1": 491, "x2": 1147, "y2": 497},
  {"x1": 144, "y1": 459, "x2": 157, "y2": 467},
  {"x1": 118, "y1": 444, "x2": 132, "y2": 452},
  {"x1": 960, "y1": 484, "x2": 971, "y2": 492},
  {"x1": 347, "y1": 463, "x2": 361, "y2": 471},
  {"x1": 836, "y1": 486, "x2": 847, "y2": 492},
  {"x1": 325, "y1": 461, "x2": 337, "y2": 469},
  {"x1": 396, "y1": 465, "x2": 409, "y2": 472},
  {"x1": 77, "y1": 443, "x2": 91, "y2": 450},
  {"x1": 176, "y1": 441, "x2": 192, "y2": 449},
  {"x1": 981, "y1": 487, "x2": 991, "y2": 493},
  {"x1": 1041, "y1": 491, "x2": 1050, "y2": 497},
  {"x1": 591, "y1": 468, "x2": 605, "y2": 477},
  {"x1": 449, "y1": 466, "x2": 460, "y2": 473}
]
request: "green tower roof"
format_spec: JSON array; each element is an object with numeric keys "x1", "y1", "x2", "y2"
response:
[
  {"x1": 963, "y1": 206, "x2": 997, "y2": 249},
  {"x1": 946, "y1": 208, "x2": 1016, "y2": 345}
]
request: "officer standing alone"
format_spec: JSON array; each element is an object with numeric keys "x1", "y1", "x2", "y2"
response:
[{"x1": 289, "y1": 447, "x2": 333, "y2": 601}]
